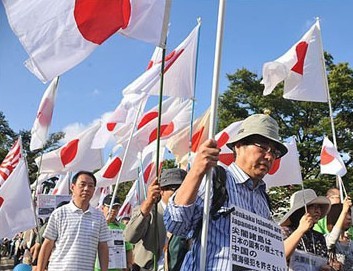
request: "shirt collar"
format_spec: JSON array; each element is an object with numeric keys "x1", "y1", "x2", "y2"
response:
[
  {"x1": 68, "y1": 200, "x2": 92, "y2": 214},
  {"x1": 228, "y1": 162, "x2": 266, "y2": 190}
]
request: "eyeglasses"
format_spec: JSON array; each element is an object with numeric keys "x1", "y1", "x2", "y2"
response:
[{"x1": 252, "y1": 142, "x2": 281, "y2": 159}]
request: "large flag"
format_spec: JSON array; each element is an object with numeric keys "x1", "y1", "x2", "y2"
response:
[
  {"x1": 37, "y1": 122, "x2": 103, "y2": 173},
  {"x1": 320, "y1": 136, "x2": 347, "y2": 176},
  {"x1": 2, "y1": 0, "x2": 171, "y2": 82},
  {"x1": 30, "y1": 77, "x2": 59, "y2": 151},
  {"x1": 0, "y1": 159, "x2": 36, "y2": 239},
  {"x1": 166, "y1": 108, "x2": 210, "y2": 167},
  {"x1": 262, "y1": 21, "x2": 328, "y2": 102},
  {"x1": 263, "y1": 137, "x2": 302, "y2": 188},
  {"x1": 0, "y1": 137, "x2": 22, "y2": 187},
  {"x1": 147, "y1": 21, "x2": 201, "y2": 98}
]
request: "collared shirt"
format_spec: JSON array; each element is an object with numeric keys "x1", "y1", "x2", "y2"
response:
[
  {"x1": 164, "y1": 163, "x2": 271, "y2": 271},
  {"x1": 44, "y1": 201, "x2": 111, "y2": 271}
]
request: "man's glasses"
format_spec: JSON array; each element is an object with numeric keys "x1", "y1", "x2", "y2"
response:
[{"x1": 251, "y1": 142, "x2": 281, "y2": 159}]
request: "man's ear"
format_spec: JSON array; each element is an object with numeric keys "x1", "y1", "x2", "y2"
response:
[{"x1": 70, "y1": 183, "x2": 75, "y2": 193}]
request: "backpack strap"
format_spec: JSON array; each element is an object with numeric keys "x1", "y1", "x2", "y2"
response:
[{"x1": 193, "y1": 165, "x2": 229, "y2": 238}]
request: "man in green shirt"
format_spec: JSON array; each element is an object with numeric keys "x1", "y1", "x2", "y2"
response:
[{"x1": 95, "y1": 195, "x2": 133, "y2": 271}]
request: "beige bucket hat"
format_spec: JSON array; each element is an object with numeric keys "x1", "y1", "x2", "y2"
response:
[
  {"x1": 226, "y1": 114, "x2": 288, "y2": 158},
  {"x1": 279, "y1": 189, "x2": 331, "y2": 226}
]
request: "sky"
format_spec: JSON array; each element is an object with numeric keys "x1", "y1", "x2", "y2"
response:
[{"x1": 1, "y1": 0, "x2": 353, "y2": 149}]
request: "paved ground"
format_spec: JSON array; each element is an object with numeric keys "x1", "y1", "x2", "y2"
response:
[{"x1": 0, "y1": 257, "x2": 14, "y2": 271}]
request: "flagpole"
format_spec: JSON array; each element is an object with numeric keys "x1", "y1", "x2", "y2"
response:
[
  {"x1": 108, "y1": 99, "x2": 145, "y2": 214},
  {"x1": 153, "y1": 43, "x2": 167, "y2": 271},
  {"x1": 316, "y1": 17, "x2": 347, "y2": 198},
  {"x1": 187, "y1": 18, "x2": 202, "y2": 171},
  {"x1": 200, "y1": 0, "x2": 226, "y2": 269}
]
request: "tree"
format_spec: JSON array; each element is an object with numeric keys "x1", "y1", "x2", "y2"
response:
[{"x1": 218, "y1": 54, "x2": 353, "y2": 214}]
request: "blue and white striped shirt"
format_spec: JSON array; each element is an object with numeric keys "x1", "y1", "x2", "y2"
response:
[{"x1": 164, "y1": 163, "x2": 272, "y2": 271}]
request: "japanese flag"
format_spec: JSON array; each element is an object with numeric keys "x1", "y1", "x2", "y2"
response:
[
  {"x1": 37, "y1": 122, "x2": 103, "y2": 173},
  {"x1": 262, "y1": 21, "x2": 328, "y2": 102},
  {"x1": 30, "y1": 77, "x2": 59, "y2": 151},
  {"x1": 320, "y1": 136, "x2": 347, "y2": 177},
  {"x1": 3, "y1": 0, "x2": 171, "y2": 82},
  {"x1": 263, "y1": 137, "x2": 302, "y2": 188},
  {"x1": 147, "y1": 21, "x2": 201, "y2": 98}
]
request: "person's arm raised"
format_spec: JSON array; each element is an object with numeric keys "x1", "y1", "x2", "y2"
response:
[{"x1": 174, "y1": 139, "x2": 220, "y2": 206}]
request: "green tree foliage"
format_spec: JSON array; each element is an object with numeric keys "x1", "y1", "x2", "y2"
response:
[{"x1": 218, "y1": 54, "x2": 353, "y2": 215}]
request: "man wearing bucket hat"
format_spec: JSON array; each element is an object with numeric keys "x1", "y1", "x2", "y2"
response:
[
  {"x1": 164, "y1": 113, "x2": 288, "y2": 270},
  {"x1": 124, "y1": 168, "x2": 187, "y2": 271},
  {"x1": 279, "y1": 189, "x2": 337, "y2": 271}
]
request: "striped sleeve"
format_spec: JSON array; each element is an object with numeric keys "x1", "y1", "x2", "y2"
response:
[
  {"x1": 164, "y1": 189, "x2": 205, "y2": 237},
  {"x1": 43, "y1": 209, "x2": 59, "y2": 241},
  {"x1": 98, "y1": 212, "x2": 111, "y2": 243}
]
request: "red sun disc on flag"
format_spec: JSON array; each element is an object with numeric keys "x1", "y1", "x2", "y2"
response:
[
  {"x1": 37, "y1": 98, "x2": 54, "y2": 126},
  {"x1": 219, "y1": 153, "x2": 234, "y2": 166},
  {"x1": 321, "y1": 147, "x2": 335, "y2": 165},
  {"x1": 138, "y1": 112, "x2": 158, "y2": 130},
  {"x1": 0, "y1": 196, "x2": 4, "y2": 208},
  {"x1": 217, "y1": 132, "x2": 230, "y2": 148},
  {"x1": 74, "y1": 0, "x2": 131, "y2": 45},
  {"x1": 291, "y1": 41, "x2": 308, "y2": 75},
  {"x1": 268, "y1": 159, "x2": 281, "y2": 175},
  {"x1": 103, "y1": 157, "x2": 122, "y2": 179},
  {"x1": 143, "y1": 163, "x2": 153, "y2": 184},
  {"x1": 149, "y1": 123, "x2": 174, "y2": 143},
  {"x1": 60, "y1": 139, "x2": 79, "y2": 167},
  {"x1": 191, "y1": 127, "x2": 205, "y2": 152}
]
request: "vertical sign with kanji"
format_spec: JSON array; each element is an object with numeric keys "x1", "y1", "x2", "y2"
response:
[{"x1": 230, "y1": 206, "x2": 287, "y2": 271}]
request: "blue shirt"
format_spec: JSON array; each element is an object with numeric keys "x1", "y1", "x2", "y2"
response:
[{"x1": 164, "y1": 163, "x2": 272, "y2": 271}]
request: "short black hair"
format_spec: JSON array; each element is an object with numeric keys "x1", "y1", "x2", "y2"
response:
[{"x1": 72, "y1": 171, "x2": 97, "y2": 186}]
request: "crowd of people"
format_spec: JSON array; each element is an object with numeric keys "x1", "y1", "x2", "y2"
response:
[{"x1": 2, "y1": 113, "x2": 353, "y2": 271}]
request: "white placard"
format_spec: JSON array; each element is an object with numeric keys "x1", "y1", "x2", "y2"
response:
[
  {"x1": 289, "y1": 249, "x2": 327, "y2": 271},
  {"x1": 108, "y1": 229, "x2": 127, "y2": 269},
  {"x1": 37, "y1": 194, "x2": 71, "y2": 218},
  {"x1": 230, "y1": 205, "x2": 287, "y2": 271}
]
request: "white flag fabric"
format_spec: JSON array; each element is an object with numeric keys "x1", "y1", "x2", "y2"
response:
[
  {"x1": 148, "y1": 22, "x2": 200, "y2": 98},
  {"x1": 262, "y1": 21, "x2": 328, "y2": 102},
  {"x1": 263, "y1": 137, "x2": 302, "y2": 188},
  {"x1": 30, "y1": 77, "x2": 59, "y2": 151},
  {"x1": 166, "y1": 108, "x2": 210, "y2": 167},
  {"x1": 0, "y1": 159, "x2": 36, "y2": 239},
  {"x1": 118, "y1": 180, "x2": 139, "y2": 218},
  {"x1": 51, "y1": 173, "x2": 70, "y2": 195},
  {"x1": 2, "y1": 0, "x2": 171, "y2": 82},
  {"x1": 0, "y1": 137, "x2": 22, "y2": 187},
  {"x1": 90, "y1": 186, "x2": 111, "y2": 208},
  {"x1": 37, "y1": 122, "x2": 103, "y2": 173},
  {"x1": 320, "y1": 136, "x2": 347, "y2": 176}
]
